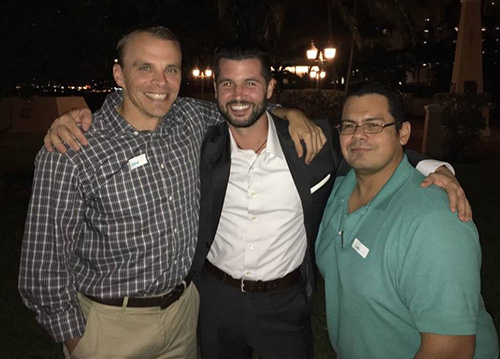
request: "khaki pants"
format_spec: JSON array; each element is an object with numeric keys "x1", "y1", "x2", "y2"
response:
[{"x1": 63, "y1": 283, "x2": 199, "y2": 359}]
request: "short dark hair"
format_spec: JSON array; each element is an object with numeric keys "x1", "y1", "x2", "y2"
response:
[
  {"x1": 344, "y1": 81, "x2": 408, "y2": 129},
  {"x1": 213, "y1": 40, "x2": 272, "y2": 84},
  {"x1": 116, "y1": 26, "x2": 180, "y2": 66}
]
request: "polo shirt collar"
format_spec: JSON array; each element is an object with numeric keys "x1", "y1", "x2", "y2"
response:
[{"x1": 338, "y1": 154, "x2": 414, "y2": 213}]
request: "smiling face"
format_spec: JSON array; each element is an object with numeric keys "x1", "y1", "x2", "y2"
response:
[
  {"x1": 340, "y1": 93, "x2": 410, "y2": 176},
  {"x1": 215, "y1": 58, "x2": 275, "y2": 128},
  {"x1": 113, "y1": 32, "x2": 182, "y2": 130}
]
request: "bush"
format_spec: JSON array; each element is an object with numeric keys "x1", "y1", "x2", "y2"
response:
[
  {"x1": 276, "y1": 89, "x2": 344, "y2": 122},
  {"x1": 433, "y1": 93, "x2": 490, "y2": 160}
]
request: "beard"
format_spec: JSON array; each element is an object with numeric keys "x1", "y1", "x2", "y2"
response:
[{"x1": 218, "y1": 99, "x2": 267, "y2": 128}]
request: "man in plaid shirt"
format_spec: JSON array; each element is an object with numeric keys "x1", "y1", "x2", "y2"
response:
[{"x1": 19, "y1": 27, "x2": 322, "y2": 359}]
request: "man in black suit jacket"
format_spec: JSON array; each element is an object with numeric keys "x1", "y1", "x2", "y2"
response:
[{"x1": 191, "y1": 41, "x2": 337, "y2": 359}]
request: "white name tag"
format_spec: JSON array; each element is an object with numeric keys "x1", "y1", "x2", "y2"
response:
[
  {"x1": 128, "y1": 154, "x2": 148, "y2": 170},
  {"x1": 352, "y1": 238, "x2": 369, "y2": 259}
]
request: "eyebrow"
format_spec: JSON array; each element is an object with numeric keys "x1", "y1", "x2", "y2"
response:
[
  {"x1": 217, "y1": 77, "x2": 263, "y2": 84},
  {"x1": 131, "y1": 61, "x2": 181, "y2": 69},
  {"x1": 341, "y1": 117, "x2": 385, "y2": 123}
]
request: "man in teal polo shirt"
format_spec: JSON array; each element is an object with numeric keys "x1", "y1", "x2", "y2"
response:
[{"x1": 315, "y1": 81, "x2": 498, "y2": 359}]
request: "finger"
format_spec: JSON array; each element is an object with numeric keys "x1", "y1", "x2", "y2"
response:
[
  {"x1": 50, "y1": 131, "x2": 69, "y2": 154},
  {"x1": 78, "y1": 109, "x2": 93, "y2": 131},
  {"x1": 447, "y1": 187, "x2": 458, "y2": 214},
  {"x1": 303, "y1": 133, "x2": 314, "y2": 164},
  {"x1": 64, "y1": 119, "x2": 88, "y2": 147},
  {"x1": 466, "y1": 200, "x2": 473, "y2": 221},
  {"x1": 319, "y1": 127, "x2": 327, "y2": 147},
  {"x1": 292, "y1": 134, "x2": 304, "y2": 159},
  {"x1": 307, "y1": 130, "x2": 320, "y2": 164},
  {"x1": 57, "y1": 126, "x2": 81, "y2": 152},
  {"x1": 457, "y1": 191, "x2": 473, "y2": 222},
  {"x1": 43, "y1": 133, "x2": 54, "y2": 152},
  {"x1": 420, "y1": 176, "x2": 433, "y2": 188}
]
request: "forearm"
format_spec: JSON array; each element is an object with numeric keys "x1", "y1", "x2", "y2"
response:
[{"x1": 415, "y1": 333, "x2": 475, "y2": 359}]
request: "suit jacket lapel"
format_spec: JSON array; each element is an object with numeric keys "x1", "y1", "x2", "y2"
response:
[
  {"x1": 210, "y1": 124, "x2": 231, "y2": 234},
  {"x1": 273, "y1": 116, "x2": 312, "y2": 224}
]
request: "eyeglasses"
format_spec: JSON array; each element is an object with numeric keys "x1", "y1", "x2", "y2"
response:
[{"x1": 336, "y1": 121, "x2": 399, "y2": 135}]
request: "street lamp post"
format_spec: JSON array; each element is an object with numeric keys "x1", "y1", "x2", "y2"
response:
[
  {"x1": 306, "y1": 41, "x2": 336, "y2": 94},
  {"x1": 192, "y1": 68, "x2": 213, "y2": 100}
]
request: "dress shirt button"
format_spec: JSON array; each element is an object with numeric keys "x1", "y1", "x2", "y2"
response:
[
  {"x1": 250, "y1": 190, "x2": 256, "y2": 197},
  {"x1": 246, "y1": 271, "x2": 251, "y2": 275},
  {"x1": 249, "y1": 244, "x2": 254, "y2": 250},
  {"x1": 250, "y1": 215, "x2": 256, "y2": 220},
  {"x1": 133, "y1": 131, "x2": 139, "y2": 136},
  {"x1": 174, "y1": 228, "x2": 177, "y2": 233},
  {"x1": 169, "y1": 196, "x2": 173, "y2": 201},
  {"x1": 161, "y1": 163, "x2": 165, "y2": 169}
]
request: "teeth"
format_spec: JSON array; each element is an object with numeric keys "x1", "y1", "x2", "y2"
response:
[
  {"x1": 145, "y1": 92, "x2": 167, "y2": 100},
  {"x1": 230, "y1": 104, "x2": 250, "y2": 111}
]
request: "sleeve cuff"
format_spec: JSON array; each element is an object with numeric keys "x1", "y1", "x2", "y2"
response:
[{"x1": 416, "y1": 159, "x2": 455, "y2": 177}]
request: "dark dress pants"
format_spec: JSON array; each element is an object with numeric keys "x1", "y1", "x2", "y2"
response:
[{"x1": 195, "y1": 267, "x2": 313, "y2": 359}]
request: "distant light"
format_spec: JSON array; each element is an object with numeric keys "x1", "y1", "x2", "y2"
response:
[
  {"x1": 482, "y1": 27, "x2": 486, "y2": 32},
  {"x1": 320, "y1": 71, "x2": 326, "y2": 79},
  {"x1": 423, "y1": 41, "x2": 427, "y2": 44},
  {"x1": 422, "y1": 63, "x2": 427, "y2": 67},
  {"x1": 399, "y1": 82, "x2": 402, "y2": 85},
  {"x1": 293, "y1": 66, "x2": 309, "y2": 75},
  {"x1": 341, "y1": 77, "x2": 345, "y2": 84},
  {"x1": 425, "y1": 18, "x2": 430, "y2": 22},
  {"x1": 310, "y1": 71, "x2": 317, "y2": 78},
  {"x1": 192, "y1": 68, "x2": 200, "y2": 77},
  {"x1": 114, "y1": 59, "x2": 118, "y2": 63},
  {"x1": 307, "y1": 41, "x2": 318, "y2": 60},
  {"x1": 455, "y1": 27, "x2": 459, "y2": 32},
  {"x1": 424, "y1": 29, "x2": 429, "y2": 33},
  {"x1": 205, "y1": 69, "x2": 213, "y2": 77},
  {"x1": 324, "y1": 47, "x2": 336, "y2": 60}
]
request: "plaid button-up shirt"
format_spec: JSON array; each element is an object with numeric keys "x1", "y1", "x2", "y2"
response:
[{"x1": 19, "y1": 91, "x2": 222, "y2": 342}]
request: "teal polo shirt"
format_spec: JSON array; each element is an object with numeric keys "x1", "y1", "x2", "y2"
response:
[{"x1": 316, "y1": 155, "x2": 498, "y2": 359}]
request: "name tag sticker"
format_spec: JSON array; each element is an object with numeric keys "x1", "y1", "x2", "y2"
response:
[
  {"x1": 352, "y1": 238, "x2": 369, "y2": 259},
  {"x1": 128, "y1": 154, "x2": 148, "y2": 170}
]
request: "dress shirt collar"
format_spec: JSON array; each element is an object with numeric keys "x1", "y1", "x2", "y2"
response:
[
  {"x1": 100, "y1": 90, "x2": 183, "y2": 137},
  {"x1": 228, "y1": 111, "x2": 285, "y2": 161}
]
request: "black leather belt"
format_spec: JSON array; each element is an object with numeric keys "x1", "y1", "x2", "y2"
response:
[
  {"x1": 205, "y1": 261, "x2": 300, "y2": 293},
  {"x1": 85, "y1": 275, "x2": 192, "y2": 310}
]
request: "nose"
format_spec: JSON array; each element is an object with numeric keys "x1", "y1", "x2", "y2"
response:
[
  {"x1": 233, "y1": 84, "x2": 244, "y2": 101},
  {"x1": 352, "y1": 125, "x2": 368, "y2": 140},
  {"x1": 152, "y1": 70, "x2": 167, "y2": 86}
]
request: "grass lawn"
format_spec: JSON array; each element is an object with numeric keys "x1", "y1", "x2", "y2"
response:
[{"x1": 1, "y1": 132, "x2": 499, "y2": 358}]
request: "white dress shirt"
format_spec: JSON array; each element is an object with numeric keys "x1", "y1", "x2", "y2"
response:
[{"x1": 207, "y1": 113, "x2": 307, "y2": 281}]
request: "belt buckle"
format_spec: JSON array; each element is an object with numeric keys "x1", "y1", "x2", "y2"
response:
[{"x1": 240, "y1": 278, "x2": 246, "y2": 293}]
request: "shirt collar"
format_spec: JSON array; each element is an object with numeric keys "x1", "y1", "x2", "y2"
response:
[
  {"x1": 98, "y1": 90, "x2": 181, "y2": 137},
  {"x1": 228, "y1": 111, "x2": 285, "y2": 161},
  {"x1": 336, "y1": 154, "x2": 415, "y2": 213}
]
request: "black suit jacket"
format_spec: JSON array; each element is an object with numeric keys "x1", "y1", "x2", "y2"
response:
[{"x1": 191, "y1": 115, "x2": 344, "y2": 299}]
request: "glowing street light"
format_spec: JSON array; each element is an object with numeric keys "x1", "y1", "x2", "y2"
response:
[
  {"x1": 192, "y1": 67, "x2": 212, "y2": 100},
  {"x1": 306, "y1": 40, "x2": 337, "y2": 93}
]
